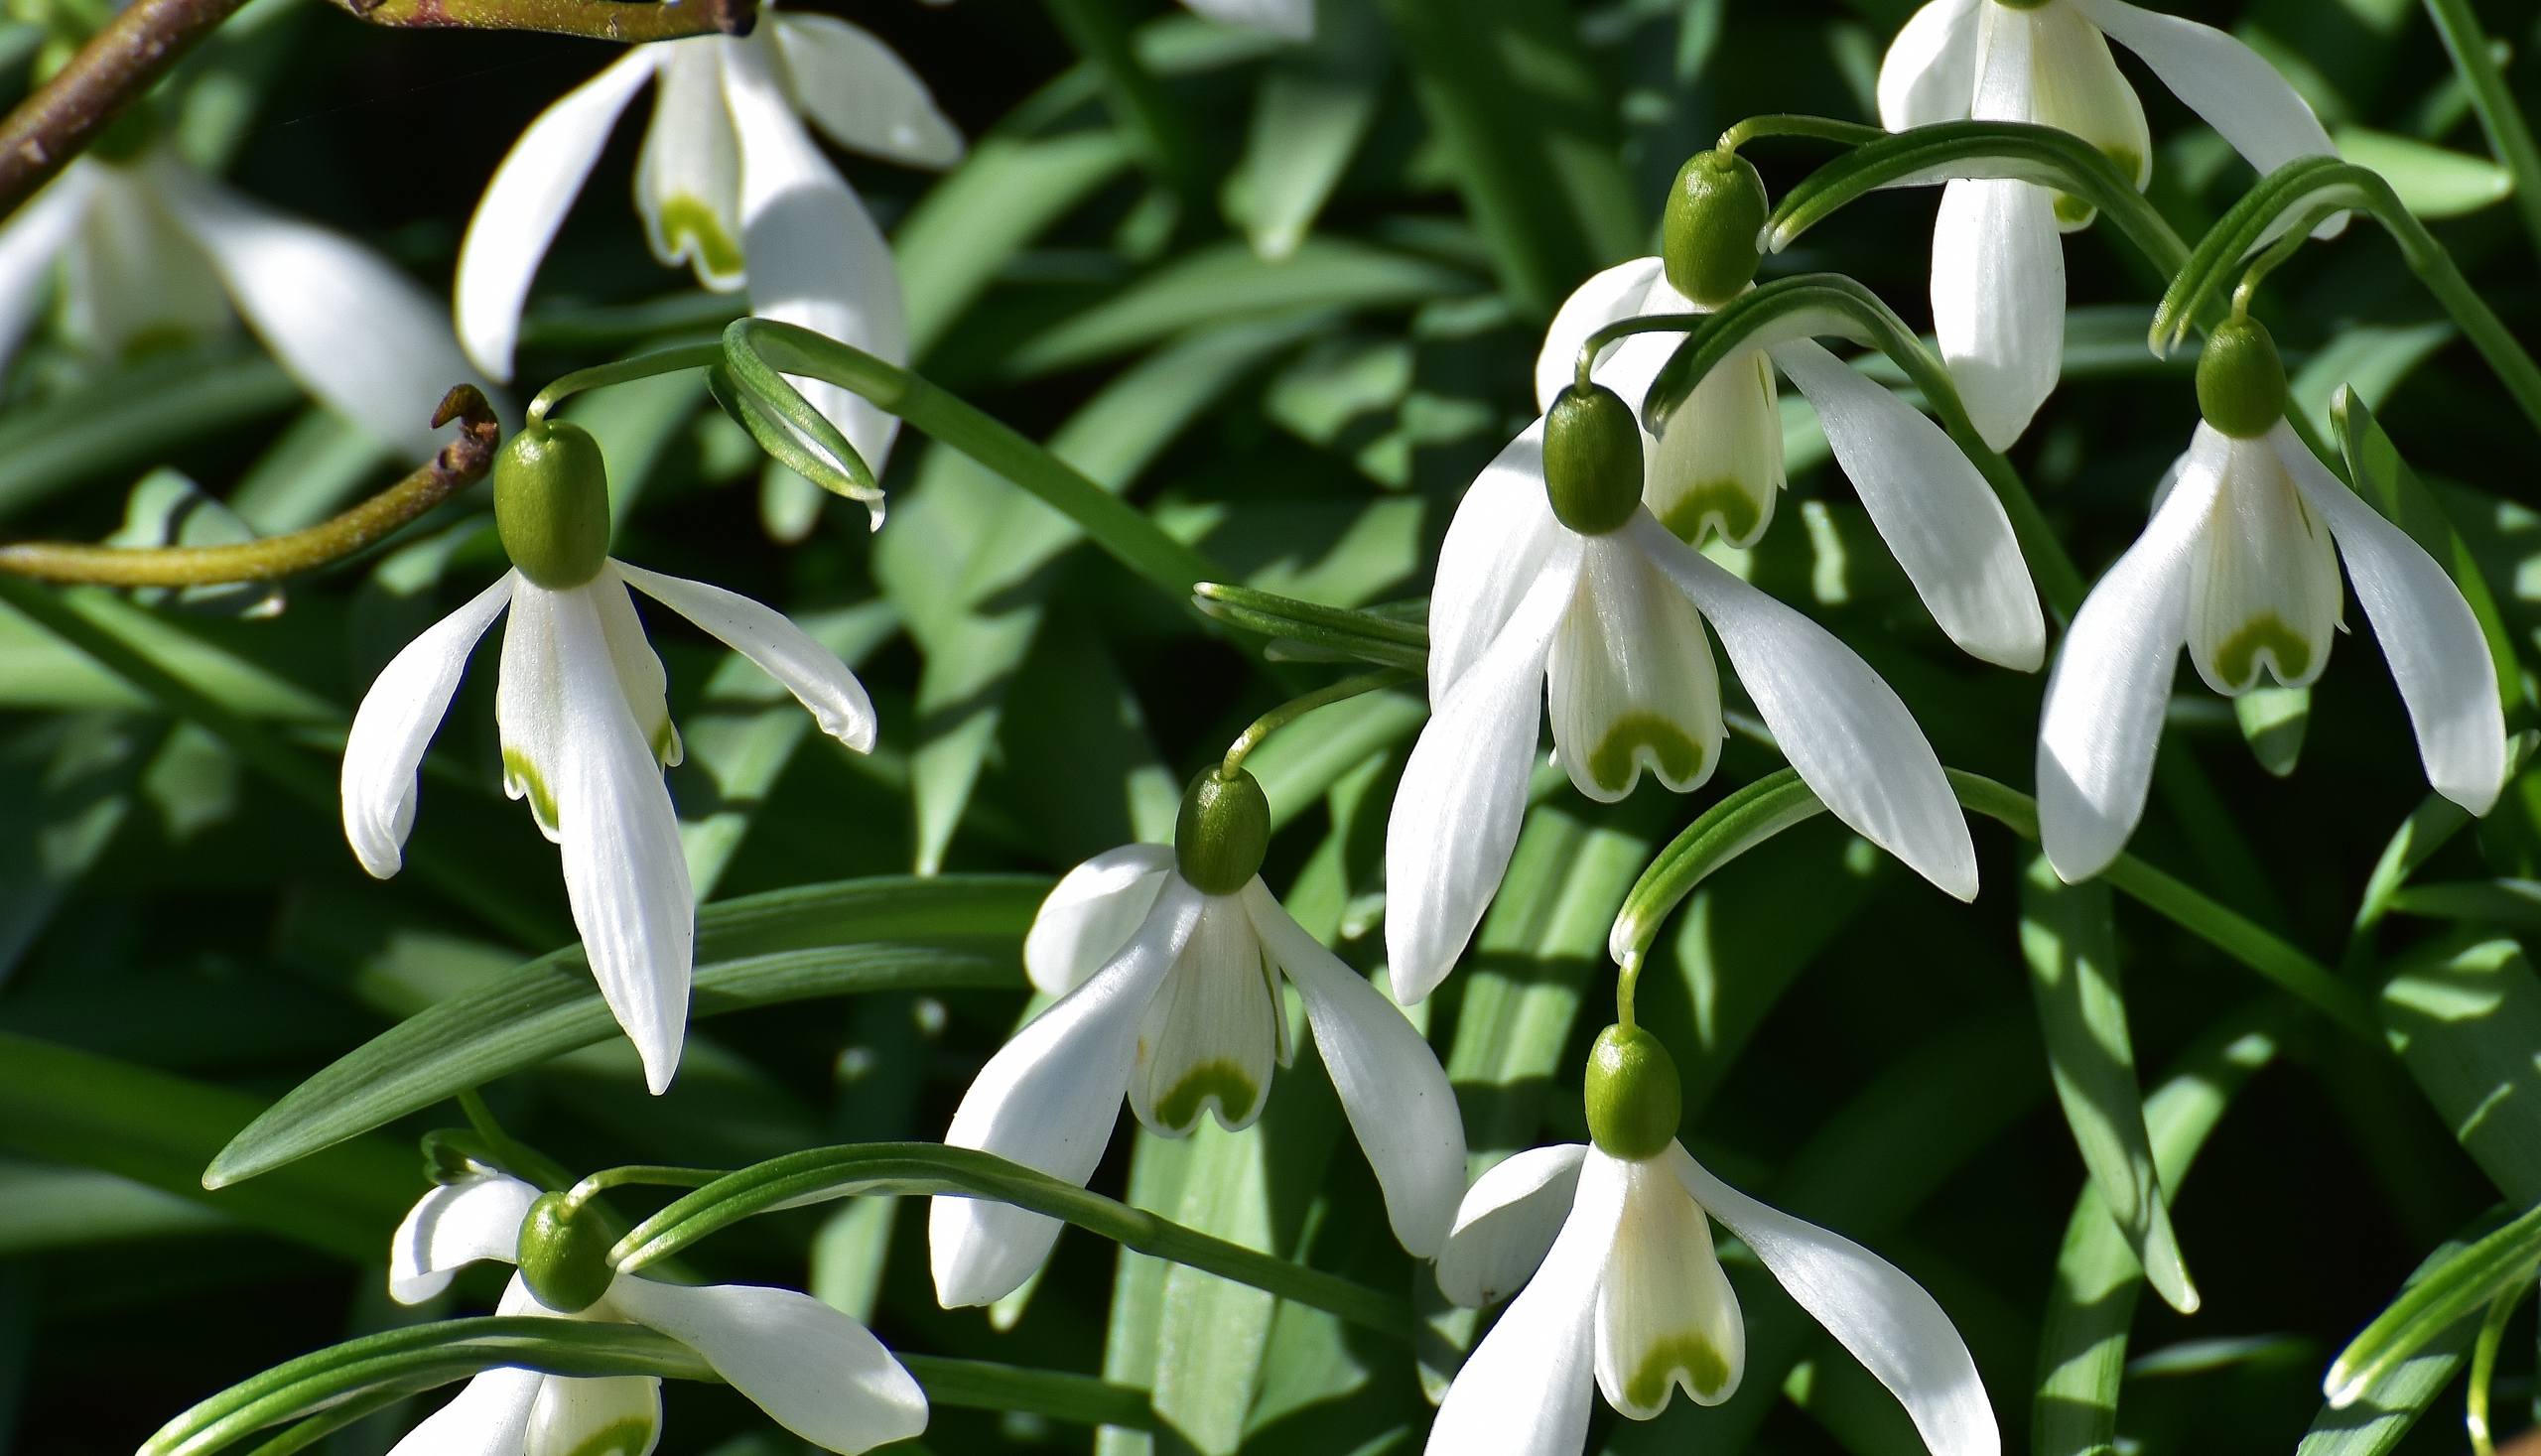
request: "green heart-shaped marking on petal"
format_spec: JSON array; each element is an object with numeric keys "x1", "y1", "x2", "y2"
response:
[
  {"x1": 1587, "y1": 713, "x2": 1710, "y2": 797},
  {"x1": 1153, "y1": 1060, "x2": 1261, "y2": 1134},
  {"x1": 1626, "y1": 1334, "x2": 1736, "y2": 1411},
  {"x1": 2213, "y1": 612, "x2": 2317, "y2": 693}
]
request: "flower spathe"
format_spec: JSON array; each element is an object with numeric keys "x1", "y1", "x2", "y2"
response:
[
  {"x1": 0, "y1": 146, "x2": 487, "y2": 457},
  {"x1": 456, "y1": 10, "x2": 962, "y2": 481},
  {"x1": 928, "y1": 846, "x2": 1467, "y2": 1307},
  {"x1": 387, "y1": 1173, "x2": 926, "y2": 1454},
  {"x1": 1383, "y1": 422, "x2": 1979, "y2": 1002},
  {"x1": 1876, "y1": 0, "x2": 2338, "y2": 448},
  {"x1": 1537, "y1": 259, "x2": 2046, "y2": 672},
  {"x1": 339, "y1": 559, "x2": 877, "y2": 1094},
  {"x1": 2037, "y1": 419, "x2": 2507, "y2": 882}
]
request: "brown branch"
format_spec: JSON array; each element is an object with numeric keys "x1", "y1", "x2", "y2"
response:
[
  {"x1": 0, "y1": 386, "x2": 500, "y2": 586},
  {"x1": 331, "y1": 0, "x2": 753, "y2": 41}
]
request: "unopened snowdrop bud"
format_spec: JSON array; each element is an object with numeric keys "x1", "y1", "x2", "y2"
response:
[
  {"x1": 515, "y1": 1191, "x2": 614, "y2": 1314},
  {"x1": 1661, "y1": 150, "x2": 1769, "y2": 309},
  {"x1": 1543, "y1": 384, "x2": 1646, "y2": 536},
  {"x1": 1585, "y1": 1024, "x2": 1682, "y2": 1161},
  {"x1": 492, "y1": 422, "x2": 612, "y2": 590},
  {"x1": 2195, "y1": 317, "x2": 2287, "y2": 440},
  {"x1": 1174, "y1": 768, "x2": 1271, "y2": 895}
]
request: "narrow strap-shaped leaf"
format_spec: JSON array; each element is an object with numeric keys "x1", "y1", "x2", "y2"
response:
[
  {"x1": 2381, "y1": 936, "x2": 2541, "y2": 1205},
  {"x1": 2324, "y1": 1199, "x2": 2541, "y2": 1407},
  {"x1": 2297, "y1": 1207, "x2": 2514, "y2": 1455}
]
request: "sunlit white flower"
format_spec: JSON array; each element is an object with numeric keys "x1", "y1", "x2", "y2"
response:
[
  {"x1": 1538, "y1": 257, "x2": 2046, "y2": 671},
  {"x1": 340, "y1": 426, "x2": 876, "y2": 1093},
  {"x1": 387, "y1": 1172, "x2": 926, "y2": 1455},
  {"x1": 0, "y1": 146, "x2": 486, "y2": 457},
  {"x1": 2038, "y1": 408, "x2": 2505, "y2": 882},
  {"x1": 1384, "y1": 395, "x2": 1977, "y2": 1002},
  {"x1": 930, "y1": 808, "x2": 1467, "y2": 1307},
  {"x1": 1426, "y1": 1139, "x2": 1997, "y2": 1455},
  {"x1": 457, "y1": 10, "x2": 962, "y2": 473},
  {"x1": 1877, "y1": 0, "x2": 2336, "y2": 447}
]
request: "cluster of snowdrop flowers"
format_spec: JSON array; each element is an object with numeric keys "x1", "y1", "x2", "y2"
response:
[
  {"x1": 340, "y1": 419, "x2": 879, "y2": 1093},
  {"x1": 1876, "y1": 0, "x2": 2338, "y2": 447},
  {"x1": 1427, "y1": 1025, "x2": 1997, "y2": 1456},
  {"x1": 387, "y1": 1170, "x2": 925, "y2": 1454},
  {"x1": 0, "y1": 130, "x2": 484, "y2": 457},
  {"x1": 931, "y1": 766, "x2": 1467, "y2": 1305},
  {"x1": 2037, "y1": 317, "x2": 2507, "y2": 880}
]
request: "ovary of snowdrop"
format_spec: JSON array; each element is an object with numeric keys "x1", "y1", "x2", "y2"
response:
[
  {"x1": 1427, "y1": 1026, "x2": 1998, "y2": 1456},
  {"x1": 2037, "y1": 318, "x2": 2506, "y2": 881},
  {"x1": 387, "y1": 1171, "x2": 925, "y2": 1454},
  {"x1": 456, "y1": 8, "x2": 961, "y2": 477},
  {"x1": 1877, "y1": 0, "x2": 2337, "y2": 448},
  {"x1": 1384, "y1": 380, "x2": 1977, "y2": 1002},
  {"x1": 339, "y1": 421, "x2": 877, "y2": 1093},
  {"x1": 930, "y1": 768, "x2": 1467, "y2": 1307},
  {"x1": 0, "y1": 145, "x2": 488, "y2": 457}
]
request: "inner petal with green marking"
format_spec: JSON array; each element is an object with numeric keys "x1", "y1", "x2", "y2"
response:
[
  {"x1": 1649, "y1": 348, "x2": 1783, "y2": 548},
  {"x1": 1130, "y1": 899, "x2": 1280, "y2": 1135},
  {"x1": 1547, "y1": 537, "x2": 1725, "y2": 804},
  {"x1": 525, "y1": 1372, "x2": 663, "y2": 1456},
  {"x1": 2187, "y1": 439, "x2": 2342, "y2": 695},
  {"x1": 1593, "y1": 1155, "x2": 1746, "y2": 1418}
]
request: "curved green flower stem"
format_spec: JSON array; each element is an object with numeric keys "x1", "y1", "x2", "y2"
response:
[
  {"x1": 1220, "y1": 668, "x2": 1413, "y2": 779},
  {"x1": 455, "y1": 1091, "x2": 575, "y2": 1193},
  {"x1": 1716, "y1": 113, "x2": 1887, "y2": 154},
  {"x1": 562, "y1": 1163, "x2": 727, "y2": 1215},
  {"x1": 610, "y1": 1141, "x2": 1414, "y2": 1339},
  {"x1": 2421, "y1": 0, "x2": 2541, "y2": 265},
  {"x1": 0, "y1": 387, "x2": 499, "y2": 587},
  {"x1": 527, "y1": 345, "x2": 722, "y2": 424},
  {"x1": 724, "y1": 320, "x2": 1222, "y2": 599},
  {"x1": 2466, "y1": 1276, "x2": 2526, "y2": 1456}
]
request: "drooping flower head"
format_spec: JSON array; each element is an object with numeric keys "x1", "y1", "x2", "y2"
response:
[
  {"x1": 1426, "y1": 1026, "x2": 1998, "y2": 1456},
  {"x1": 1877, "y1": 0, "x2": 2338, "y2": 447},
  {"x1": 930, "y1": 767, "x2": 1467, "y2": 1307},
  {"x1": 387, "y1": 1171, "x2": 926, "y2": 1454},
  {"x1": 340, "y1": 421, "x2": 879, "y2": 1092},
  {"x1": 2037, "y1": 317, "x2": 2507, "y2": 880}
]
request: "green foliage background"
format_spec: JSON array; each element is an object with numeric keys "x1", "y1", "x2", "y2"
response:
[{"x1": 4, "y1": 0, "x2": 2541, "y2": 1452}]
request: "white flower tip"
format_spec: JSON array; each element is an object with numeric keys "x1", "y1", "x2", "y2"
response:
[
  {"x1": 2437, "y1": 766, "x2": 2505, "y2": 820},
  {"x1": 348, "y1": 833, "x2": 405, "y2": 881},
  {"x1": 1927, "y1": 848, "x2": 1980, "y2": 904},
  {"x1": 638, "y1": 1036, "x2": 683, "y2": 1096}
]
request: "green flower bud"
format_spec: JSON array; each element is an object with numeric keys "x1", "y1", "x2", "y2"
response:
[
  {"x1": 1584, "y1": 1024, "x2": 1682, "y2": 1161},
  {"x1": 2196, "y1": 317, "x2": 2287, "y2": 440},
  {"x1": 1662, "y1": 150, "x2": 1769, "y2": 309},
  {"x1": 515, "y1": 1190, "x2": 614, "y2": 1314},
  {"x1": 493, "y1": 422, "x2": 612, "y2": 590},
  {"x1": 1175, "y1": 768, "x2": 1270, "y2": 896},
  {"x1": 1543, "y1": 384, "x2": 1645, "y2": 537}
]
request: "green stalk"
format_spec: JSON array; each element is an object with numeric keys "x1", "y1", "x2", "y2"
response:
[{"x1": 2421, "y1": 0, "x2": 2541, "y2": 265}]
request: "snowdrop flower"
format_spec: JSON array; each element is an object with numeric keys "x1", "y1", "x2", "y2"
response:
[
  {"x1": 387, "y1": 1171, "x2": 925, "y2": 1454},
  {"x1": 1877, "y1": 0, "x2": 2337, "y2": 448},
  {"x1": 340, "y1": 421, "x2": 877, "y2": 1092},
  {"x1": 1538, "y1": 151, "x2": 2044, "y2": 673},
  {"x1": 2038, "y1": 318, "x2": 2506, "y2": 881},
  {"x1": 0, "y1": 143, "x2": 484, "y2": 457},
  {"x1": 1384, "y1": 380, "x2": 1978, "y2": 1001},
  {"x1": 457, "y1": 9, "x2": 961, "y2": 474},
  {"x1": 930, "y1": 768, "x2": 1466, "y2": 1307},
  {"x1": 1427, "y1": 1026, "x2": 1998, "y2": 1456}
]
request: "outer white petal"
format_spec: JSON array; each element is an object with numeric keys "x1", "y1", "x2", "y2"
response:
[
  {"x1": 548, "y1": 587, "x2": 696, "y2": 1095},
  {"x1": 2279, "y1": 427, "x2": 2506, "y2": 816},
  {"x1": 1931, "y1": 177, "x2": 2064, "y2": 452},
  {"x1": 1248, "y1": 879, "x2": 1466, "y2": 1257},
  {"x1": 1545, "y1": 534, "x2": 1724, "y2": 802},
  {"x1": 63, "y1": 164, "x2": 227, "y2": 360},
  {"x1": 523, "y1": 1374, "x2": 662, "y2": 1456},
  {"x1": 2036, "y1": 434, "x2": 2225, "y2": 882},
  {"x1": 1386, "y1": 540, "x2": 1583, "y2": 1002},
  {"x1": 341, "y1": 572, "x2": 516, "y2": 879},
  {"x1": 1534, "y1": 257, "x2": 1675, "y2": 413},
  {"x1": 1595, "y1": 1155, "x2": 1744, "y2": 1416},
  {"x1": 1023, "y1": 844, "x2": 1177, "y2": 996},
  {"x1": 387, "y1": 1172, "x2": 538, "y2": 1304},
  {"x1": 635, "y1": 43, "x2": 746, "y2": 291},
  {"x1": 931, "y1": 882, "x2": 1200, "y2": 1308},
  {"x1": 615, "y1": 560, "x2": 877, "y2": 751},
  {"x1": 498, "y1": 583, "x2": 569, "y2": 841},
  {"x1": 1423, "y1": 1149, "x2": 1626, "y2": 1456},
  {"x1": 774, "y1": 15, "x2": 965, "y2": 168},
  {"x1": 1434, "y1": 1142, "x2": 1590, "y2": 1308},
  {"x1": 1178, "y1": 0, "x2": 1314, "y2": 40},
  {"x1": 1877, "y1": 0, "x2": 1981, "y2": 131},
  {"x1": 387, "y1": 1369, "x2": 542, "y2": 1456},
  {"x1": 0, "y1": 165, "x2": 96, "y2": 371},
  {"x1": 2077, "y1": 0, "x2": 2337, "y2": 177},
  {"x1": 1635, "y1": 516, "x2": 1978, "y2": 901},
  {"x1": 724, "y1": 34, "x2": 908, "y2": 478},
  {"x1": 609, "y1": 1278, "x2": 927, "y2": 1452},
  {"x1": 1129, "y1": 895, "x2": 1283, "y2": 1135},
  {"x1": 145, "y1": 155, "x2": 493, "y2": 459},
  {"x1": 1428, "y1": 422, "x2": 1562, "y2": 705},
  {"x1": 1770, "y1": 338, "x2": 2044, "y2": 669},
  {"x1": 1674, "y1": 1144, "x2": 1999, "y2": 1456},
  {"x1": 456, "y1": 48, "x2": 660, "y2": 380}
]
